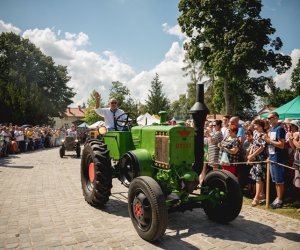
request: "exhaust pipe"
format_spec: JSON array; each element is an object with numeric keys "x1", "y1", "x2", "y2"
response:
[{"x1": 189, "y1": 84, "x2": 209, "y2": 175}]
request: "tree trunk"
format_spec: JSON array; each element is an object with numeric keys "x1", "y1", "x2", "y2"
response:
[{"x1": 224, "y1": 78, "x2": 233, "y2": 115}]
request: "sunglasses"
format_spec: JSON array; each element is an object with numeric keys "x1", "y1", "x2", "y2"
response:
[
  {"x1": 267, "y1": 116, "x2": 275, "y2": 120},
  {"x1": 110, "y1": 102, "x2": 117, "y2": 104}
]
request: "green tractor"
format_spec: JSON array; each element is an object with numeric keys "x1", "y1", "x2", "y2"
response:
[{"x1": 80, "y1": 85, "x2": 243, "y2": 242}]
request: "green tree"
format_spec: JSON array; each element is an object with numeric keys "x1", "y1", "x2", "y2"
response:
[
  {"x1": 170, "y1": 94, "x2": 189, "y2": 120},
  {"x1": 0, "y1": 32, "x2": 75, "y2": 124},
  {"x1": 145, "y1": 73, "x2": 170, "y2": 115},
  {"x1": 178, "y1": 0, "x2": 291, "y2": 115},
  {"x1": 109, "y1": 81, "x2": 137, "y2": 114},
  {"x1": 291, "y1": 58, "x2": 300, "y2": 95},
  {"x1": 83, "y1": 90, "x2": 105, "y2": 125}
]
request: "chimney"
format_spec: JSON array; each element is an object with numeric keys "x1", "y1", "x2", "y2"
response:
[
  {"x1": 78, "y1": 105, "x2": 81, "y2": 111},
  {"x1": 68, "y1": 107, "x2": 71, "y2": 113},
  {"x1": 189, "y1": 84, "x2": 209, "y2": 175}
]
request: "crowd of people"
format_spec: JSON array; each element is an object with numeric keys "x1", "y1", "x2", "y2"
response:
[
  {"x1": 201, "y1": 112, "x2": 300, "y2": 211},
  {"x1": 0, "y1": 124, "x2": 89, "y2": 157},
  {"x1": 1, "y1": 111, "x2": 300, "y2": 212}
]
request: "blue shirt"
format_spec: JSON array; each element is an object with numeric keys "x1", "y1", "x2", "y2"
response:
[{"x1": 268, "y1": 123, "x2": 286, "y2": 163}]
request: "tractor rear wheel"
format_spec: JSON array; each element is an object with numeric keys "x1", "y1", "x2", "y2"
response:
[
  {"x1": 128, "y1": 176, "x2": 167, "y2": 242},
  {"x1": 81, "y1": 140, "x2": 112, "y2": 206},
  {"x1": 202, "y1": 170, "x2": 242, "y2": 223}
]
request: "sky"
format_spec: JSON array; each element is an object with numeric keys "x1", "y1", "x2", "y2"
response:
[{"x1": 0, "y1": 0, "x2": 299, "y2": 107}]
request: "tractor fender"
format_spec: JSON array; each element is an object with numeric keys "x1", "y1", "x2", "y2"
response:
[{"x1": 128, "y1": 149, "x2": 153, "y2": 177}]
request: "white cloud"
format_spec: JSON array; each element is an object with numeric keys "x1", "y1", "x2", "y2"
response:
[
  {"x1": 0, "y1": 20, "x2": 21, "y2": 34},
  {"x1": 162, "y1": 23, "x2": 186, "y2": 40},
  {"x1": 6, "y1": 20, "x2": 189, "y2": 107},
  {"x1": 127, "y1": 42, "x2": 189, "y2": 104},
  {"x1": 274, "y1": 49, "x2": 300, "y2": 89},
  {"x1": 20, "y1": 25, "x2": 136, "y2": 105}
]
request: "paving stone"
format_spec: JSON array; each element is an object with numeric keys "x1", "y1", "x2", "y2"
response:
[{"x1": 0, "y1": 148, "x2": 299, "y2": 250}]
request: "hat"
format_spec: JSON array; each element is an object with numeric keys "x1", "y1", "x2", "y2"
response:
[
  {"x1": 283, "y1": 118, "x2": 292, "y2": 124},
  {"x1": 290, "y1": 120, "x2": 300, "y2": 129}
]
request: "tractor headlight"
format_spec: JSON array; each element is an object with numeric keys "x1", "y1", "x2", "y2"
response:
[
  {"x1": 98, "y1": 126, "x2": 107, "y2": 135},
  {"x1": 75, "y1": 139, "x2": 78, "y2": 143}
]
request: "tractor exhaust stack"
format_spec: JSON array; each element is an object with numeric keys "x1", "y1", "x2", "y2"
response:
[{"x1": 189, "y1": 84, "x2": 209, "y2": 175}]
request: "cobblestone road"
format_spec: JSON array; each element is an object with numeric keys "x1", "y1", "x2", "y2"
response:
[{"x1": 0, "y1": 148, "x2": 300, "y2": 249}]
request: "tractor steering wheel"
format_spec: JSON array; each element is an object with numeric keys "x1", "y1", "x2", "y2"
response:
[{"x1": 115, "y1": 112, "x2": 136, "y2": 130}]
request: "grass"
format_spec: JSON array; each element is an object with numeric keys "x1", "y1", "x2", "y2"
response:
[{"x1": 243, "y1": 196, "x2": 300, "y2": 220}]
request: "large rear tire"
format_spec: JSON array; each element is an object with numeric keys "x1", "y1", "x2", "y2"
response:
[
  {"x1": 128, "y1": 176, "x2": 167, "y2": 242},
  {"x1": 202, "y1": 170, "x2": 243, "y2": 223},
  {"x1": 81, "y1": 140, "x2": 112, "y2": 206}
]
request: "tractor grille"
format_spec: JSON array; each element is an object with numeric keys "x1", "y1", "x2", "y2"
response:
[{"x1": 155, "y1": 132, "x2": 169, "y2": 169}]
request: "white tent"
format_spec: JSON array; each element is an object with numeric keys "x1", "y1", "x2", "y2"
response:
[
  {"x1": 88, "y1": 121, "x2": 105, "y2": 129},
  {"x1": 78, "y1": 122, "x2": 89, "y2": 128},
  {"x1": 137, "y1": 113, "x2": 159, "y2": 125}
]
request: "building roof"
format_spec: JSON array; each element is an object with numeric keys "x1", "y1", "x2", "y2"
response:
[
  {"x1": 256, "y1": 105, "x2": 277, "y2": 116},
  {"x1": 64, "y1": 106, "x2": 85, "y2": 118},
  {"x1": 207, "y1": 114, "x2": 224, "y2": 120}
]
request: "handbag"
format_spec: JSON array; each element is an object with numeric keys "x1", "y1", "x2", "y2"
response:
[
  {"x1": 220, "y1": 151, "x2": 230, "y2": 166},
  {"x1": 294, "y1": 170, "x2": 300, "y2": 188},
  {"x1": 294, "y1": 149, "x2": 300, "y2": 170}
]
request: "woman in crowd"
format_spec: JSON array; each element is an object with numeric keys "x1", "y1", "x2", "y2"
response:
[
  {"x1": 200, "y1": 120, "x2": 223, "y2": 185},
  {"x1": 218, "y1": 124, "x2": 240, "y2": 176},
  {"x1": 206, "y1": 120, "x2": 223, "y2": 170},
  {"x1": 289, "y1": 120, "x2": 300, "y2": 212},
  {"x1": 247, "y1": 119, "x2": 267, "y2": 206}
]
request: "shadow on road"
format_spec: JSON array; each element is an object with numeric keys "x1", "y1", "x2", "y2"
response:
[
  {"x1": 93, "y1": 191, "x2": 300, "y2": 247},
  {"x1": 0, "y1": 165, "x2": 34, "y2": 169}
]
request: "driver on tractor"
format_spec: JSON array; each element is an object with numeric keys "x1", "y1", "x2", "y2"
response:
[
  {"x1": 67, "y1": 125, "x2": 78, "y2": 139},
  {"x1": 94, "y1": 91, "x2": 127, "y2": 131}
]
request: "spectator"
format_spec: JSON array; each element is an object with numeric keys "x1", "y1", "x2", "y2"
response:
[
  {"x1": 218, "y1": 124, "x2": 240, "y2": 176},
  {"x1": 26, "y1": 127, "x2": 34, "y2": 151},
  {"x1": 262, "y1": 112, "x2": 286, "y2": 209},
  {"x1": 206, "y1": 119, "x2": 223, "y2": 170},
  {"x1": 248, "y1": 119, "x2": 267, "y2": 206},
  {"x1": 221, "y1": 115, "x2": 230, "y2": 138},
  {"x1": 230, "y1": 116, "x2": 246, "y2": 185},
  {"x1": 289, "y1": 120, "x2": 300, "y2": 212},
  {"x1": 1, "y1": 127, "x2": 10, "y2": 157}
]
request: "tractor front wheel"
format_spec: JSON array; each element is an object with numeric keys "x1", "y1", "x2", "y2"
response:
[
  {"x1": 128, "y1": 176, "x2": 167, "y2": 242},
  {"x1": 81, "y1": 140, "x2": 112, "y2": 207},
  {"x1": 59, "y1": 145, "x2": 65, "y2": 158},
  {"x1": 202, "y1": 170, "x2": 242, "y2": 223},
  {"x1": 76, "y1": 144, "x2": 81, "y2": 158}
]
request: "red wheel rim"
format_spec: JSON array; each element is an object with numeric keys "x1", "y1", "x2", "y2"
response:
[
  {"x1": 89, "y1": 162, "x2": 95, "y2": 182},
  {"x1": 134, "y1": 202, "x2": 143, "y2": 217}
]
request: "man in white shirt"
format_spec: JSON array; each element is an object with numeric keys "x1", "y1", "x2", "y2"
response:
[
  {"x1": 94, "y1": 91, "x2": 125, "y2": 131},
  {"x1": 67, "y1": 125, "x2": 77, "y2": 139}
]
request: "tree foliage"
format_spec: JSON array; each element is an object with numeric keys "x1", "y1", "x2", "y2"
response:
[
  {"x1": 291, "y1": 58, "x2": 300, "y2": 95},
  {"x1": 109, "y1": 81, "x2": 137, "y2": 114},
  {"x1": 145, "y1": 73, "x2": 170, "y2": 115},
  {"x1": 178, "y1": 0, "x2": 291, "y2": 116},
  {"x1": 83, "y1": 90, "x2": 105, "y2": 125},
  {"x1": 170, "y1": 94, "x2": 189, "y2": 120},
  {"x1": 0, "y1": 32, "x2": 75, "y2": 124}
]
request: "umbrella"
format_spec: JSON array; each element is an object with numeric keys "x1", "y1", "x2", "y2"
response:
[{"x1": 21, "y1": 124, "x2": 32, "y2": 128}]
